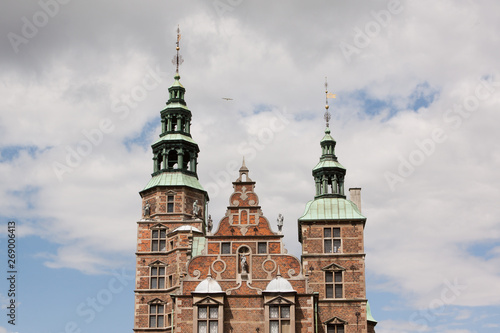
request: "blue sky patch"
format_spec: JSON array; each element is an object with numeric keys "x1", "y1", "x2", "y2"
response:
[
  {"x1": 123, "y1": 119, "x2": 159, "y2": 151},
  {"x1": 0, "y1": 145, "x2": 41, "y2": 162},
  {"x1": 407, "y1": 82, "x2": 439, "y2": 111}
]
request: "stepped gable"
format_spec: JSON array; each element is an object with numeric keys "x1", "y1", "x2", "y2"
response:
[
  {"x1": 213, "y1": 159, "x2": 276, "y2": 237},
  {"x1": 182, "y1": 161, "x2": 305, "y2": 296}
]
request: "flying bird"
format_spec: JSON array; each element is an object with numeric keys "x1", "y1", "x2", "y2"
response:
[{"x1": 222, "y1": 97, "x2": 233, "y2": 101}]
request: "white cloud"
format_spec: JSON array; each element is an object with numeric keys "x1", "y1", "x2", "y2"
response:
[{"x1": 0, "y1": 3, "x2": 499, "y2": 331}]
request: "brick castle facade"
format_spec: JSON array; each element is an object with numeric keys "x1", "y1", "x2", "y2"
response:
[{"x1": 133, "y1": 32, "x2": 377, "y2": 333}]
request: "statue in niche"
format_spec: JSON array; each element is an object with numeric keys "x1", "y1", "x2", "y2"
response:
[
  {"x1": 192, "y1": 200, "x2": 200, "y2": 217},
  {"x1": 144, "y1": 201, "x2": 151, "y2": 218},
  {"x1": 240, "y1": 253, "x2": 248, "y2": 274},
  {"x1": 207, "y1": 215, "x2": 213, "y2": 233},
  {"x1": 277, "y1": 213, "x2": 284, "y2": 232}
]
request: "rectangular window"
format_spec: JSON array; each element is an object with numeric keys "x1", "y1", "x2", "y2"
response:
[
  {"x1": 149, "y1": 304, "x2": 164, "y2": 328},
  {"x1": 326, "y1": 271, "x2": 343, "y2": 298},
  {"x1": 198, "y1": 306, "x2": 218, "y2": 333},
  {"x1": 327, "y1": 325, "x2": 344, "y2": 333},
  {"x1": 324, "y1": 227, "x2": 341, "y2": 253},
  {"x1": 150, "y1": 266, "x2": 165, "y2": 289},
  {"x1": 258, "y1": 242, "x2": 267, "y2": 254},
  {"x1": 152, "y1": 229, "x2": 166, "y2": 251},
  {"x1": 169, "y1": 275, "x2": 173, "y2": 288},
  {"x1": 221, "y1": 242, "x2": 231, "y2": 254},
  {"x1": 269, "y1": 305, "x2": 291, "y2": 333},
  {"x1": 167, "y1": 195, "x2": 174, "y2": 212}
]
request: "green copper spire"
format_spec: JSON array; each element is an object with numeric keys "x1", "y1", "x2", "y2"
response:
[
  {"x1": 312, "y1": 78, "x2": 346, "y2": 198},
  {"x1": 143, "y1": 26, "x2": 204, "y2": 192}
]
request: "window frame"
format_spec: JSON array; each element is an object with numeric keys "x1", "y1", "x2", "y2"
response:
[
  {"x1": 150, "y1": 265, "x2": 166, "y2": 289},
  {"x1": 258, "y1": 242, "x2": 267, "y2": 254},
  {"x1": 221, "y1": 242, "x2": 231, "y2": 254},
  {"x1": 324, "y1": 227, "x2": 341, "y2": 253},
  {"x1": 326, "y1": 324, "x2": 344, "y2": 333},
  {"x1": 151, "y1": 228, "x2": 167, "y2": 252},
  {"x1": 167, "y1": 195, "x2": 174, "y2": 213},
  {"x1": 325, "y1": 270, "x2": 343, "y2": 299},
  {"x1": 149, "y1": 302, "x2": 165, "y2": 328},
  {"x1": 192, "y1": 297, "x2": 224, "y2": 333},
  {"x1": 265, "y1": 296, "x2": 295, "y2": 333}
]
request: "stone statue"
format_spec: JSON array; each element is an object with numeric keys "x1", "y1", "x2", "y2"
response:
[
  {"x1": 240, "y1": 254, "x2": 248, "y2": 273},
  {"x1": 277, "y1": 213, "x2": 284, "y2": 232},
  {"x1": 207, "y1": 214, "x2": 213, "y2": 233},
  {"x1": 193, "y1": 200, "x2": 200, "y2": 217},
  {"x1": 144, "y1": 201, "x2": 151, "y2": 218}
]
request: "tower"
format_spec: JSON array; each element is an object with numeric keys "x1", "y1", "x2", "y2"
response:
[
  {"x1": 133, "y1": 27, "x2": 209, "y2": 331},
  {"x1": 132, "y1": 31, "x2": 377, "y2": 333},
  {"x1": 297, "y1": 80, "x2": 377, "y2": 333}
]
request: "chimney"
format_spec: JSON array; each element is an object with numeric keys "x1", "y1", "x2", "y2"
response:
[{"x1": 349, "y1": 188, "x2": 362, "y2": 212}]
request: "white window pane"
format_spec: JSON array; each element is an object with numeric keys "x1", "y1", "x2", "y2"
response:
[
  {"x1": 160, "y1": 229, "x2": 166, "y2": 238},
  {"x1": 209, "y1": 307, "x2": 218, "y2": 319},
  {"x1": 282, "y1": 320, "x2": 290, "y2": 333},
  {"x1": 209, "y1": 321, "x2": 218, "y2": 333},
  {"x1": 270, "y1": 306, "x2": 279, "y2": 318},
  {"x1": 152, "y1": 241, "x2": 158, "y2": 251},
  {"x1": 152, "y1": 230, "x2": 158, "y2": 238},
  {"x1": 281, "y1": 306, "x2": 290, "y2": 318},
  {"x1": 160, "y1": 240, "x2": 166, "y2": 251},
  {"x1": 198, "y1": 307, "x2": 207, "y2": 319},
  {"x1": 198, "y1": 321, "x2": 207, "y2": 333},
  {"x1": 333, "y1": 240, "x2": 341, "y2": 252},
  {"x1": 270, "y1": 321, "x2": 279, "y2": 333}
]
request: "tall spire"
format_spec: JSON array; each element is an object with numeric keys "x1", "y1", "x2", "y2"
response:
[
  {"x1": 172, "y1": 25, "x2": 184, "y2": 75},
  {"x1": 143, "y1": 26, "x2": 205, "y2": 192},
  {"x1": 324, "y1": 77, "x2": 336, "y2": 128},
  {"x1": 311, "y1": 78, "x2": 346, "y2": 198}
]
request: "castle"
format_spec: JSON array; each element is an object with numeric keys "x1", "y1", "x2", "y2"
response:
[{"x1": 133, "y1": 30, "x2": 376, "y2": 333}]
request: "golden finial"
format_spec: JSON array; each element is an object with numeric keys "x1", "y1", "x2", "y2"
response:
[{"x1": 324, "y1": 77, "x2": 337, "y2": 127}]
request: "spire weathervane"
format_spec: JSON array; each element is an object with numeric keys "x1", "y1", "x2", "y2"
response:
[
  {"x1": 172, "y1": 25, "x2": 184, "y2": 74},
  {"x1": 324, "y1": 77, "x2": 336, "y2": 128}
]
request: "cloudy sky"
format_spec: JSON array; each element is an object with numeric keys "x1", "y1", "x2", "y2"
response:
[{"x1": 1, "y1": 0, "x2": 499, "y2": 332}]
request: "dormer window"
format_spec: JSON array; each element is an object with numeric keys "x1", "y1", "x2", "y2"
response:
[{"x1": 269, "y1": 305, "x2": 291, "y2": 333}]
